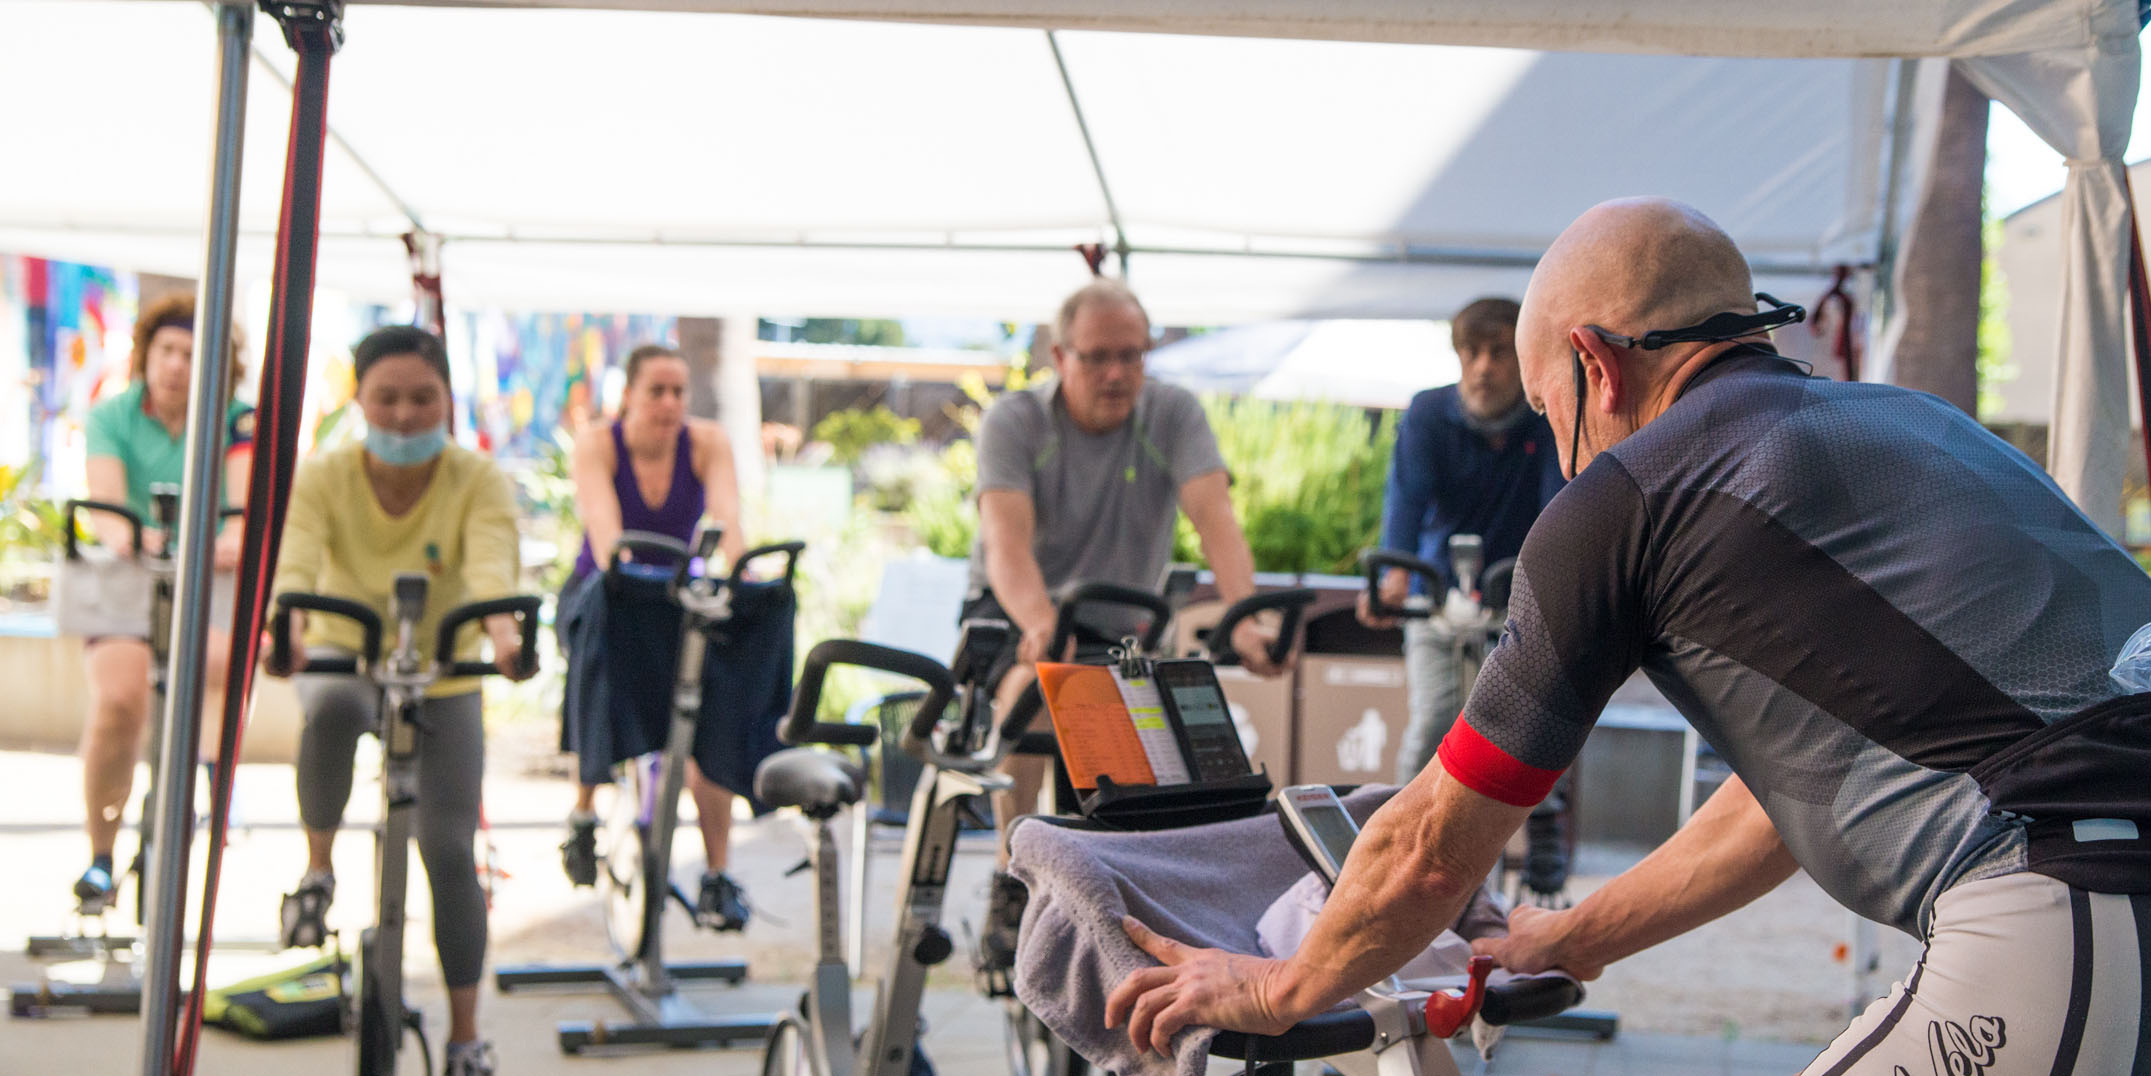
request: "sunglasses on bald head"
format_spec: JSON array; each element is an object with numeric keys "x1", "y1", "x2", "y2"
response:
[{"x1": 1567, "y1": 293, "x2": 1808, "y2": 473}]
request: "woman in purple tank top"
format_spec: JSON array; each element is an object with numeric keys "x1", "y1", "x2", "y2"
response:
[{"x1": 560, "y1": 344, "x2": 753, "y2": 925}]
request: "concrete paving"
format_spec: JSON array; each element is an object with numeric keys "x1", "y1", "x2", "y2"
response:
[{"x1": 0, "y1": 746, "x2": 1834, "y2": 1075}]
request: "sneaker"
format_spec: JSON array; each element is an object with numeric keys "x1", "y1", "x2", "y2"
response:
[
  {"x1": 560, "y1": 811, "x2": 599, "y2": 888},
  {"x1": 279, "y1": 869, "x2": 335, "y2": 949},
  {"x1": 74, "y1": 864, "x2": 117, "y2": 915},
  {"x1": 976, "y1": 871, "x2": 1027, "y2": 995},
  {"x1": 443, "y1": 1039, "x2": 496, "y2": 1076},
  {"x1": 695, "y1": 871, "x2": 749, "y2": 932}
]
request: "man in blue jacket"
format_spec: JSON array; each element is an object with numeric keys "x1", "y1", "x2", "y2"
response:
[{"x1": 1360, "y1": 298, "x2": 1565, "y2": 786}]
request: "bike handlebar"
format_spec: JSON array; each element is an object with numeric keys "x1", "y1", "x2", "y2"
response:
[
  {"x1": 269, "y1": 591, "x2": 543, "y2": 681},
  {"x1": 435, "y1": 595, "x2": 544, "y2": 678},
  {"x1": 1359, "y1": 549, "x2": 1446, "y2": 620},
  {"x1": 782, "y1": 639, "x2": 953, "y2": 752},
  {"x1": 1209, "y1": 587, "x2": 1317, "y2": 667},
  {"x1": 1048, "y1": 582, "x2": 1172, "y2": 657},
  {"x1": 63, "y1": 499, "x2": 142, "y2": 562},
  {"x1": 270, "y1": 592, "x2": 384, "y2": 676},
  {"x1": 607, "y1": 530, "x2": 692, "y2": 582}
]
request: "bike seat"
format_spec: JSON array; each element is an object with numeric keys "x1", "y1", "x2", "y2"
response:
[{"x1": 754, "y1": 748, "x2": 866, "y2": 819}]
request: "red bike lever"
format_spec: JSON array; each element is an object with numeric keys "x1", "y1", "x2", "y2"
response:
[{"x1": 1423, "y1": 954, "x2": 1493, "y2": 1038}]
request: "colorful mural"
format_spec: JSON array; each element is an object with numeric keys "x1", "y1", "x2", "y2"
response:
[
  {"x1": 466, "y1": 311, "x2": 675, "y2": 458},
  {"x1": 0, "y1": 255, "x2": 136, "y2": 490},
  {"x1": 7, "y1": 251, "x2": 679, "y2": 479}
]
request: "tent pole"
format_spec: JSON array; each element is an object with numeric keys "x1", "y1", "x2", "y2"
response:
[
  {"x1": 1045, "y1": 30, "x2": 1131, "y2": 278},
  {"x1": 1870, "y1": 58, "x2": 1921, "y2": 336},
  {"x1": 138, "y1": 4, "x2": 251, "y2": 1073}
]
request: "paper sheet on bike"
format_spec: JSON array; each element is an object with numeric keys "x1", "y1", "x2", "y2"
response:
[{"x1": 1036, "y1": 663, "x2": 1190, "y2": 789}]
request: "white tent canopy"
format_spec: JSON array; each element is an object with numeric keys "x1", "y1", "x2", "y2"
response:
[
  {"x1": 4, "y1": 4, "x2": 1893, "y2": 323},
  {"x1": 0, "y1": 0, "x2": 2139, "y2": 529}
]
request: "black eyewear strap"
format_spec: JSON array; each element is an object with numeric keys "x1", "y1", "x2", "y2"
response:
[{"x1": 1569, "y1": 293, "x2": 1808, "y2": 474}]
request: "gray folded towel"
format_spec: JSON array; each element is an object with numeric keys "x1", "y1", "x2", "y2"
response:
[{"x1": 1007, "y1": 785, "x2": 1508, "y2": 1076}]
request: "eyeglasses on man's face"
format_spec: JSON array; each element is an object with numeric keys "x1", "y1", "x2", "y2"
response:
[{"x1": 1071, "y1": 346, "x2": 1149, "y2": 369}]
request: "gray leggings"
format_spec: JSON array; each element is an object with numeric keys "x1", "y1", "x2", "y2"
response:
[{"x1": 295, "y1": 662, "x2": 487, "y2": 989}]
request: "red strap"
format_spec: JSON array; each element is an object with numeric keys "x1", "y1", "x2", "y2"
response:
[
  {"x1": 1812, "y1": 264, "x2": 1860, "y2": 381},
  {"x1": 1434, "y1": 718, "x2": 1564, "y2": 807},
  {"x1": 1075, "y1": 242, "x2": 1107, "y2": 276}
]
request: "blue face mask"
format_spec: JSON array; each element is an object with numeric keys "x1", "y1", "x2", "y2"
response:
[{"x1": 365, "y1": 423, "x2": 448, "y2": 466}]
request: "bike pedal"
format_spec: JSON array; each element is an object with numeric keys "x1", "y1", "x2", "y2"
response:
[{"x1": 280, "y1": 890, "x2": 330, "y2": 949}]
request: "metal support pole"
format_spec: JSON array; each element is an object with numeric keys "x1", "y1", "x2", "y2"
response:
[
  {"x1": 139, "y1": 4, "x2": 251, "y2": 1073},
  {"x1": 1045, "y1": 30, "x2": 1132, "y2": 281}
]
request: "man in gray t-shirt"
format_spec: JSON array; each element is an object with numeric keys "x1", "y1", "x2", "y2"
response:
[{"x1": 967, "y1": 279, "x2": 1284, "y2": 975}]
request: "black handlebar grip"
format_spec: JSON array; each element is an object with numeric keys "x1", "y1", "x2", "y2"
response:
[
  {"x1": 1211, "y1": 1009, "x2": 1376, "y2": 1063},
  {"x1": 732, "y1": 540, "x2": 807, "y2": 591},
  {"x1": 270, "y1": 592, "x2": 385, "y2": 675},
  {"x1": 1477, "y1": 974, "x2": 1584, "y2": 1027},
  {"x1": 1049, "y1": 582, "x2": 1173, "y2": 657},
  {"x1": 1359, "y1": 549, "x2": 1446, "y2": 620},
  {"x1": 1210, "y1": 587, "x2": 1317, "y2": 667},
  {"x1": 783, "y1": 639, "x2": 954, "y2": 750},
  {"x1": 63, "y1": 499, "x2": 144, "y2": 562},
  {"x1": 607, "y1": 531, "x2": 691, "y2": 579},
  {"x1": 434, "y1": 595, "x2": 543, "y2": 678},
  {"x1": 995, "y1": 681, "x2": 1047, "y2": 747}
]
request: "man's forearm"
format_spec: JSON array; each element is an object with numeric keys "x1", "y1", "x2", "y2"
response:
[
  {"x1": 984, "y1": 547, "x2": 1055, "y2": 629},
  {"x1": 1271, "y1": 771, "x2": 1527, "y2": 1019},
  {"x1": 1540, "y1": 775, "x2": 1797, "y2": 970},
  {"x1": 1199, "y1": 522, "x2": 1257, "y2": 604}
]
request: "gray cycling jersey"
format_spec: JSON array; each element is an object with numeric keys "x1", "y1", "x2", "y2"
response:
[{"x1": 1450, "y1": 348, "x2": 2151, "y2": 936}]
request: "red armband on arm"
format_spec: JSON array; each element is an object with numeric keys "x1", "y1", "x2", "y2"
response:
[{"x1": 1435, "y1": 718, "x2": 1563, "y2": 807}]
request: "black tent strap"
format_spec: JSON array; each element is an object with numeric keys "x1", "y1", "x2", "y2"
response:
[{"x1": 262, "y1": 0, "x2": 344, "y2": 53}]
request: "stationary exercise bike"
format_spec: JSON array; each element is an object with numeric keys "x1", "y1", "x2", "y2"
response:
[
  {"x1": 12, "y1": 488, "x2": 243, "y2": 1017},
  {"x1": 495, "y1": 528, "x2": 801, "y2": 1054},
  {"x1": 978, "y1": 583, "x2": 1317, "y2": 1076},
  {"x1": 268, "y1": 574, "x2": 540, "y2": 1075},
  {"x1": 750, "y1": 638, "x2": 964, "y2": 1076}
]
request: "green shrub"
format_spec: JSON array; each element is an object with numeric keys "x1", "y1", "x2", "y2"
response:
[
  {"x1": 812, "y1": 406, "x2": 920, "y2": 466},
  {"x1": 1174, "y1": 397, "x2": 1396, "y2": 574}
]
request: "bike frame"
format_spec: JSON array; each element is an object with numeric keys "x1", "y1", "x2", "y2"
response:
[{"x1": 496, "y1": 531, "x2": 798, "y2": 1053}]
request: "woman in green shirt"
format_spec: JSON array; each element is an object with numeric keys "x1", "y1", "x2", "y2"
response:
[{"x1": 74, "y1": 293, "x2": 253, "y2": 912}]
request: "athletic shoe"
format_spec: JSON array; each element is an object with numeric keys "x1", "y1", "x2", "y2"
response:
[
  {"x1": 74, "y1": 864, "x2": 117, "y2": 916},
  {"x1": 279, "y1": 869, "x2": 335, "y2": 950},
  {"x1": 975, "y1": 871, "x2": 1027, "y2": 996},
  {"x1": 696, "y1": 871, "x2": 749, "y2": 932},
  {"x1": 443, "y1": 1039, "x2": 496, "y2": 1076},
  {"x1": 560, "y1": 811, "x2": 599, "y2": 887}
]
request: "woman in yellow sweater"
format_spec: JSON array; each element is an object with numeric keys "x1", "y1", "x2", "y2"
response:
[{"x1": 265, "y1": 326, "x2": 529, "y2": 1076}]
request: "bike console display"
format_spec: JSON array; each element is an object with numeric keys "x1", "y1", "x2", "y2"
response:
[{"x1": 1152, "y1": 659, "x2": 1253, "y2": 784}]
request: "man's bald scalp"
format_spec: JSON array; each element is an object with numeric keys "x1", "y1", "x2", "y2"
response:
[{"x1": 1527, "y1": 198, "x2": 1757, "y2": 346}]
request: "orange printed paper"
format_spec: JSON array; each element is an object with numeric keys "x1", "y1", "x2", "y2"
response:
[{"x1": 1037, "y1": 662, "x2": 1155, "y2": 790}]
